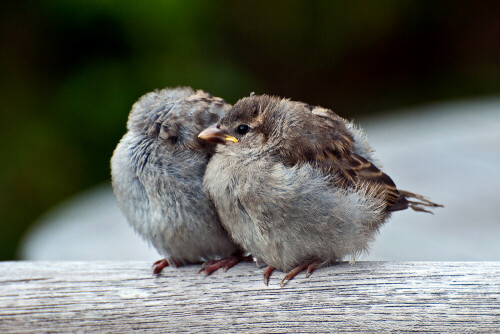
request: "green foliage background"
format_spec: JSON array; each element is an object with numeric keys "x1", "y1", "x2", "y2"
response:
[{"x1": 1, "y1": 1, "x2": 499, "y2": 259}]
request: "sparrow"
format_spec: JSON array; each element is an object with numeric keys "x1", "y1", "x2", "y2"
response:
[
  {"x1": 199, "y1": 94, "x2": 443, "y2": 286},
  {"x1": 111, "y1": 87, "x2": 246, "y2": 275}
]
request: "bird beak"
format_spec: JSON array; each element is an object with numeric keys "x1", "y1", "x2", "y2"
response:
[{"x1": 198, "y1": 124, "x2": 238, "y2": 144}]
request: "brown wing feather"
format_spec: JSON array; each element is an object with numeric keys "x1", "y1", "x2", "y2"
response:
[
  {"x1": 346, "y1": 153, "x2": 406, "y2": 210},
  {"x1": 279, "y1": 104, "x2": 405, "y2": 211}
]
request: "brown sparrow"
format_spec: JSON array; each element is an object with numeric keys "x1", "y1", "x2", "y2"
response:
[{"x1": 199, "y1": 94, "x2": 442, "y2": 285}]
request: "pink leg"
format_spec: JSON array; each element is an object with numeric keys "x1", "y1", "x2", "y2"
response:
[
  {"x1": 280, "y1": 260, "x2": 321, "y2": 287},
  {"x1": 152, "y1": 257, "x2": 182, "y2": 275},
  {"x1": 199, "y1": 254, "x2": 253, "y2": 275},
  {"x1": 263, "y1": 266, "x2": 276, "y2": 286},
  {"x1": 152, "y1": 259, "x2": 169, "y2": 275}
]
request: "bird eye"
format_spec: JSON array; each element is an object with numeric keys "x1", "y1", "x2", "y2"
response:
[
  {"x1": 236, "y1": 124, "x2": 250, "y2": 135},
  {"x1": 169, "y1": 136, "x2": 178, "y2": 145}
]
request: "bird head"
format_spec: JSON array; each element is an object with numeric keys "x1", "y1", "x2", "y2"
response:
[
  {"x1": 129, "y1": 88, "x2": 229, "y2": 152},
  {"x1": 198, "y1": 94, "x2": 355, "y2": 163},
  {"x1": 198, "y1": 94, "x2": 293, "y2": 149}
]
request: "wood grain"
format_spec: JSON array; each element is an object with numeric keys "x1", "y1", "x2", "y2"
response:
[{"x1": 0, "y1": 261, "x2": 499, "y2": 333}]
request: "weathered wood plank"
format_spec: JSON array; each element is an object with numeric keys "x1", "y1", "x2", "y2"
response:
[{"x1": 0, "y1": 261, "x2": 499, "y2": 333}]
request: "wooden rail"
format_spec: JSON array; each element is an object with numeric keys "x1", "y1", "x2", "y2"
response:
[{"x1": 1, "y1": 261, "x2": 499, "y2": 333}]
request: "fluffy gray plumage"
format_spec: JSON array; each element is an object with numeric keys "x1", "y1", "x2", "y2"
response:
[
  {"x1": 205, "y1": 158, "x2": 387, "y2": 271},
  {"x1": 200, "y1": 95, "x2": 441, "y2": 277},
  {"x1": 111, "y1": 87, "x2": 239, "y2": 267}
]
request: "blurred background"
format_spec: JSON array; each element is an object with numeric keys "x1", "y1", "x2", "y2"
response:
[{"x1": 1, "y1": 1, "x2": 499, "y2": 262}]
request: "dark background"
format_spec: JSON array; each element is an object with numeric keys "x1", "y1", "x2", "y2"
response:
[{"x1": 1, "y1": 0, "x2": 499, "y2": 260}]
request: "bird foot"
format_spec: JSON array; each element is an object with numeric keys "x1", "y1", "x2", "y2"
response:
[
  {"x1": 263, "y1": 266, "x2": 275, "y2": 286},
  {"x1": 280, "y1": 260, "x2": 321, "y2": 287},
  {"x1": 198, "y1": 254, "x2": 253, "y2": 275},
  {"x1": 152, "y1": 258, "x2": 182, "y2": 275}
]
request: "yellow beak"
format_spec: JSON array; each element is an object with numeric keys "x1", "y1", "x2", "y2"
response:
[{"x1": 198, "y1": 125, "x2": 238, "y2": 144}]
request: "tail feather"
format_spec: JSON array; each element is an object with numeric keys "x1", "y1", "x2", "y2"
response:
[{"x1": 398, "y1": 190, "x2": 444, "y2": 214}]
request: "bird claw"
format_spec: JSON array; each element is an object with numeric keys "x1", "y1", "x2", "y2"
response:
[
  {"x1": 152, "y1": 259, "x2": 169, "y2": 275},
  {"x1": 263, "y1": 266, "x2": 275, "y2": 286},
  {"x1": 198, "y1": 259, "x2": 231, "y2": 275},
  {"x1": 152, "y1": 258, "x2": 182, "y2": 275},
  {"x1": 305, "y1": 262, "x2": 319, "y2": 278},
  {"x1": 280, "y1": 260, "x2": 320, "y2": 287},
  {"x1": 199, "y1": 254, "x2": 253, "y2": 275}
]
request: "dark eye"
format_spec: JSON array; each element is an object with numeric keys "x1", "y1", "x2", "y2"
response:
[
  {"x1": 236, "y1": 124, "x2": 250, "y2": 135},
  {"x1": 168, "y1": 136, "x2": 178, "y2": 145}
]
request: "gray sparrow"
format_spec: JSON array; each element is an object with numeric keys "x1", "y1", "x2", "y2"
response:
[
  {"x1": 111, "y1": 87, "x2": 245, "y2": 275},
  {"x1": 199, "y1": 94, "x2": 442, "y2": 285}
]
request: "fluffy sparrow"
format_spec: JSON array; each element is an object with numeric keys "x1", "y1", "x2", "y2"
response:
[
  {"x1": 199, "y1": 94, "x2": 442, "y2": 285},
  {"x1": 111, "y1": 87, "x2": 245, "y2": 275}
]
